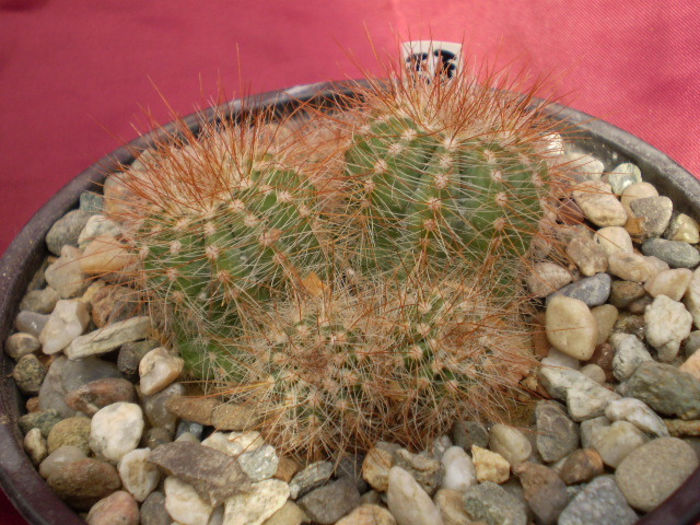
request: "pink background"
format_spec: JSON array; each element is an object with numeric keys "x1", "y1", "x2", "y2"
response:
[{"x1": 0, "y1": 1, "x2": 698, "y2": 522}]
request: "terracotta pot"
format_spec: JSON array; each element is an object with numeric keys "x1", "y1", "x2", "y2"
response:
[{"x1": 0, "y1": 82, "x2": 698, "y2": 525}]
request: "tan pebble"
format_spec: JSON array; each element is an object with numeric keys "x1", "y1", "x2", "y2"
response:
[
  {"x1": 573, "y1": 181, "x2": 627, "y2": 227},
  {"x1": 621, "y1": 182, "x2": 658, "y2": 216},
  {"x1": 545, "y1": 296, "x2": 598, "y2": 360},
  {"x1": 594, "y1": 226, "x2": 633, "y2": 256},
  {"x1": 274, "y1": 456, "x2": 303, "y2": 483},
  {"x1": 559, "y1": 449, "x2": 604, "y2": 485},
  {"x1": 138, "y1": 347, "x2": 184, "y2": 396},
  {"x1": 526, "y1": 262, "x2": 573, "y2": 297},
  {"x1": 608, "y1": 252, "x2": 652, "y2": 282},
  {"x1": 566, "y1": 234, "x2": 608, "y2": 276},
  {"x1": 679, "y1": 350, "x2": 700, "y2": 381},
  {"x1": 86, "y1": 490, "x2": 139, "y2": 525},
  {"x1": 471, "y1": 445, "x2": 510, "y2": 484},
  {"x1": 335, "y1": 503, "x2": 396, "y2": 525},
  {"x1": 580, "y1": 364, "x2": 606, "y2": 384},
  {"x1": 668, "y1": 213, "x2": 700, "y2": 243},
  {"x1": 211, "y1": 403, "x2": 260, "y2": 431},
  {"x1": 362, "y1": 442, "x2": 398, "y2": 492},
  {"x1": 591, "y1": 304, "x2": 618, "y2": 345},
  {"x1": 663, "y1": 419, "x2": 700, "y2": 437},
  {"x1": 80, "y1": 235, "x2": 136, "y2": 275}
]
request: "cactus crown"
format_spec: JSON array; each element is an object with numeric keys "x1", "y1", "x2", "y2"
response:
[{"x1": 111, "y1": 60, "x2": 574, "y2": 460}]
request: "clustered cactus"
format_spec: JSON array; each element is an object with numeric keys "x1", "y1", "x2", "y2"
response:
[{"x1": 113, "y1": 62, "x2": 574, "y2": 460}]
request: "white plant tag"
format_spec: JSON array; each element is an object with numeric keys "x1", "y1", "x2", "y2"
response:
[{"x1": 401, "y1": 41, "x2": 463, "y2": 80}]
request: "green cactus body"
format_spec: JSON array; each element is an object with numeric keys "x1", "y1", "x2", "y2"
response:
[{"x1": 342, "y1": 107, "x2": 551, "y2": 281}]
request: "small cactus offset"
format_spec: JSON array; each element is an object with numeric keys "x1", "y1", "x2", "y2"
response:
[
  {"x1": 111, "y1": 58, "x2": 575, "y2": 460},
  {"x1": 205, "y1": 271, "x2": 534, "y2": 459}
]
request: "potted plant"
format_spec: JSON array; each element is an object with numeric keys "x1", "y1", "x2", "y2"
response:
[{"x1": 1, "y1": 52, "x2": 698, "y2": 524}]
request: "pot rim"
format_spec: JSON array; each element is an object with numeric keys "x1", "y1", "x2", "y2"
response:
[{"x1": 0, "y1": 80, "x2": 698, "y2": 525}]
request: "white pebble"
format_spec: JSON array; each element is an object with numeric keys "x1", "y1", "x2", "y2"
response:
[
  {"x1": 591, "y1": 421, "x2": 647, "y2": 468},
  {"x1": 610, "y1": 333, "x2": 653, "y2": 381},
  {"x1": 605, "y1": 398, "x2": 669, "y2": 437},
  {"x1": 222, "y1": 479, "x2": 289, "y2": 525},
  {"x1": 139, "y1": 347, "x2": 185, "y2": 395},
  {"x1": 387, "y1": 466, "x2": 444, "y2": 525},
  {"x1": 541, "y1": 348, "x2": 580, "y2": 370},
  {"x1": 644, "y1": 268, "x2": 692, "y2": 301},
  {"x1": 39, "y1": 299, "x2": 90, "y2": 354},
  {"x1": 90, "y1": 402, "x2": 144, "y2": 462},
  {"x1": 164, "y1": 476, "x2": 214, "y2": 525},
  {"x1": 78, "y1": 214, "x2": 121, "y2": 248},
  {"x1": 23, "y1": 428, "x2": 48, "y2": 465},
  {"x1": 645, "y1": 295, "x2": 692, "y2": 361},
  {"x1": 118, "y1": 448, "x2": 161, "y2": 502},
  {"x1": 440, "y1": 446, "x2": 475, "y2": 492}
]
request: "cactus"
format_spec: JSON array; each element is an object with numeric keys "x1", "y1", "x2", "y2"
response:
[
  {"x1": 200, "y1": 271, "x2": 534, "y2": 459},
  {"x1": 110, "y1": 61, "x2": 575, "y2": 460},
  {"x1": 114, "y1": 109, "x2": 327, "y2": 378},
  {"x1": 331, "y1": 71, "x2": 568, "y2": 287}
]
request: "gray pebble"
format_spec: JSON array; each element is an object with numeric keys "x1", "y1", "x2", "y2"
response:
[
  {"x1": 290, "y1": 461, "x2": 334, "y2": 499},
  {"x1": 615, "y1": 437, "x2": 699, "y2": 512},
  {"x1": 19, "y1": 287, "x2": 59, "y2": 314},
  {"x1": 607, "y1": 163, "x2": 642, "y2": 194},
  {"x1": 463, "y1": 481, "x2": 528, "y2": 525},
  {"x1": 14, "y1": 311, "x2": 50, "y2": 338},
  {"x1": 535, "y1": 401, "x2": 579, "y2": 463},
  {"x1": 683, "y1": 330, "x2": 700, "y2": 358},
  {"x1": 629, "y1": 196, "x2": 673, "y2": 239},
  {"x1": 558, "y1": 475, "x2": 637, "y2": 525},
  {"x1": 547, "y1": 273, "x2": 611, "y2": 307},
  {"x1": 617, "y1": 361, "x2": 700, "y2": 420},
  {"x1": 45, "y1": 209, "x2": 92, "y2": 255},
  {"x1": 142, "y1": 382, "x2": 185, "y2": 432},
  {"x1": 79, "y1": 191, "x2": 104, "y2": 214},
  {"x1": 452, "y1": 420, "x2": 489, "y2": 451},
  {"x1": 117, "y1": 339, "x2": 159, "y2": 381},
  {"x1": 238, "y1": 444, "x2": 278, "y2": 482},
  {"x1": 392, "y1": 447, "x2": 442, "y2": 495},
  {"x1": 175, "y1": 420, "x2": 203, "y2": 441},
  {"x1": 642, "y1": 238, "x2": 700, "y2": 268},
  {"x1": 140, "y1": 491, "x2": 170, "y2": 525},
  {"x1": 38, "y1": 355, "x2": 121, "y2": 417},
  {"x1": 298, "y1": 477, "x2": 361, "y2": 524},
  {"x1": 609, "y1": 333, "x2": 653, "y2": 381},
  {"x1": 18, "y1": 409, "x2": 63, "y2": 438},
  {"x1": 337, "y1": 455, "x2": 369, "y2": 494}
]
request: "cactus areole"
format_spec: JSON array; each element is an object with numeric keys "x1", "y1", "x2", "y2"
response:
[{"x1": 113, "y1": 65, "x2": 577, "y2": 460}]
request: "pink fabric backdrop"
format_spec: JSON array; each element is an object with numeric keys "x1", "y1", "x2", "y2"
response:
[{"x1": 0, "y1": 1, "x2": 698, "y2": 522}]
